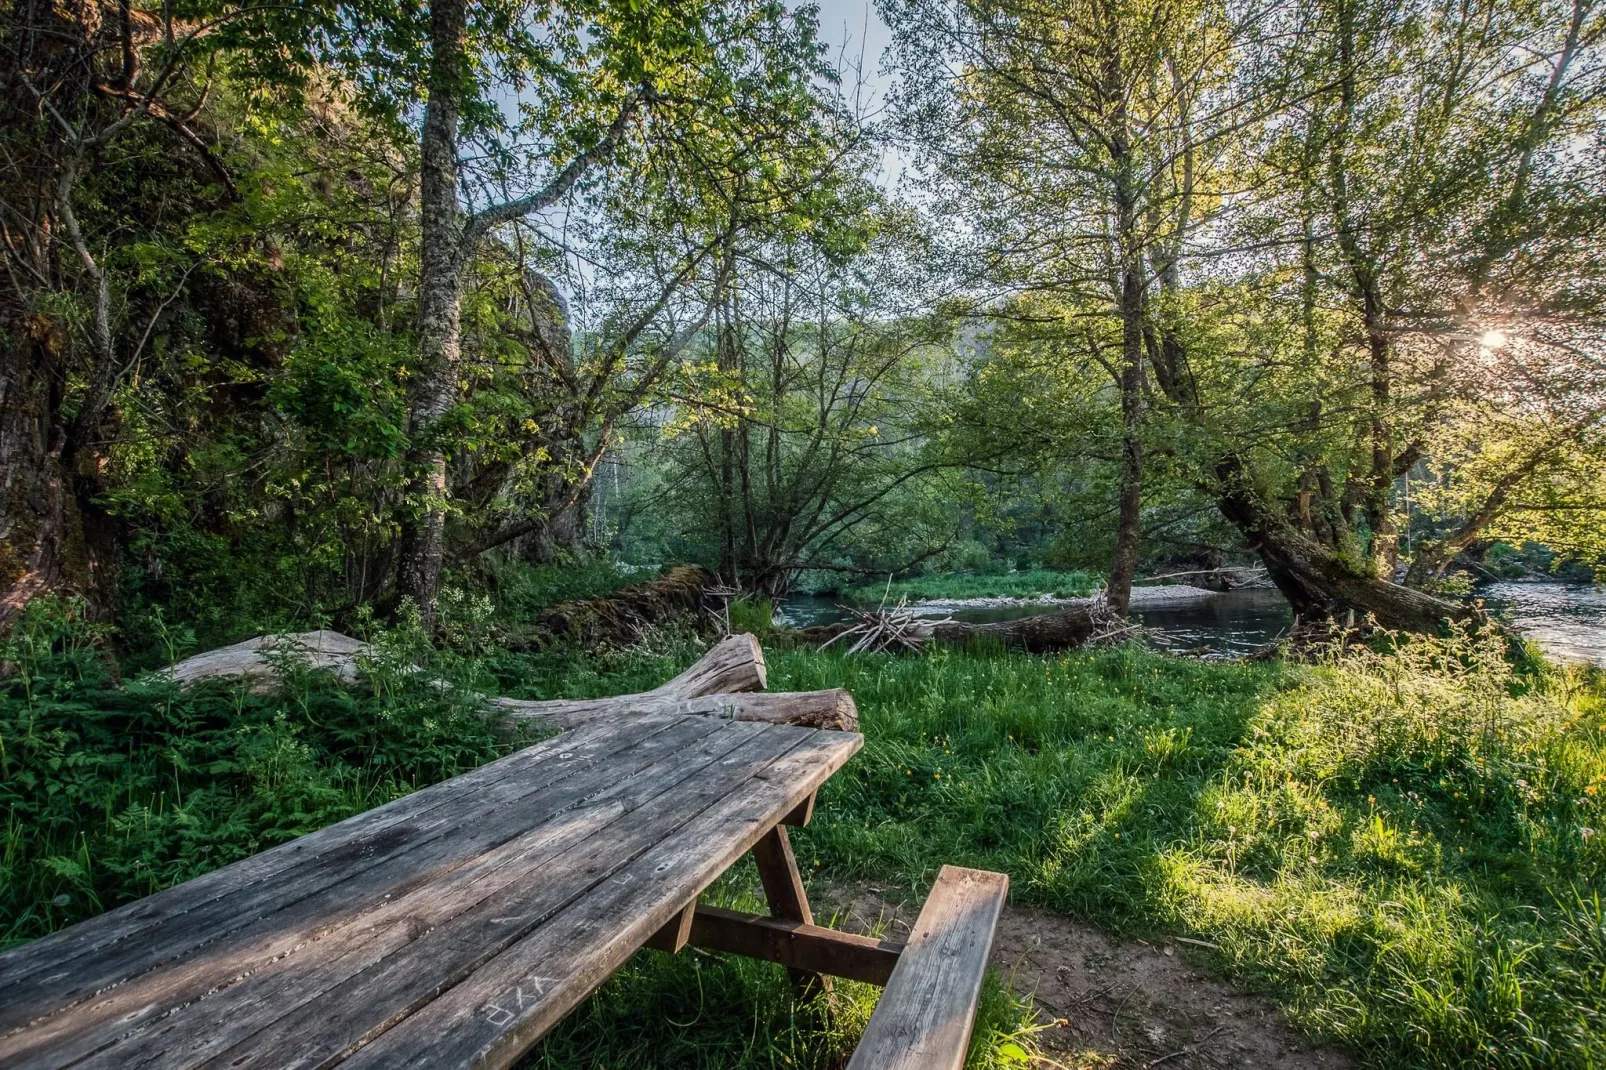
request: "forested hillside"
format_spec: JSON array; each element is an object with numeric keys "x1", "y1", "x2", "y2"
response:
[{"x1": 4, "y1": 0, "x2": 1603, "y2": 632}]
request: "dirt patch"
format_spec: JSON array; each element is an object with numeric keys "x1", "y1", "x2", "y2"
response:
[{"x1": 819, "y1": 882, "x2": 1353, "y2": 1070}]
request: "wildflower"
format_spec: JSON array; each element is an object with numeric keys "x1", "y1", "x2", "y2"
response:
[
  {"x1": 1586, "y1": 784, "x2": 1599, "y2": 796},
  {"x1": 1583, "y1": 827, "x2": 1597, "y2": 841}
]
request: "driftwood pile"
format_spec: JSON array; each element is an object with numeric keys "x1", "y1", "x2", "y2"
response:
[{"x1": 164, "y1": 631, "x2": 858, "y2": 732}]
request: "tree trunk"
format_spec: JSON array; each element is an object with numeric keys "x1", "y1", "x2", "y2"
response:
[
  {"x1": 1213, "y1": 455, "x2": 1459, "y2": 631},
  {"x1": 1103, "y1": 54, "x2": 1144, "y2": 618},
  {"x1": 395, "y1": 0, "x2": 468, "y2": 630},
  {"x1": 0, "y1": 5, "x2": 120, "y2": 624},
  {"x1": 0, "y1": 329, "x2": 104, "y2": 623},
  {"x1": 1108, "y1": 262, "x2": 1144, "y2": 616}
]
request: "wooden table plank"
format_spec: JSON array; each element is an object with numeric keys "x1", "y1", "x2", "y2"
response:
[
  {"x1": 0, "y1": 716, "x2": 726, "y2": 1066},
  {"x1": 7, "y1": 717, "x2": 759, "y2": 1070},
  {"x1": 187, "y1": 724, "x2": 823, "y2": 1070},
  {"x1": 341, "y1": 727, "x2": 862, "y2": 1070},
  {"x1": 0, "y1": 716, "x2": 632, "y2": 1009}
]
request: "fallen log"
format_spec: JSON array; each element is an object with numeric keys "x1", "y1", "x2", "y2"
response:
[
  {"x1": 797, "y1": 605, "x2": 1102, "y2": 654},
  {"x1": 494, "y1": 690, "x2": 858, "y2": 733},
  {"x1": 536, "y1": 564, "x2": 723, "y2": 646},
  {"x1": 166, "y1": 628, "x2": 853, "y2": 731},
  {"x1": 493, "y1": 632, "x2": 857, "y2": 732},
  {"x1": 163, "y1": 630, "x2": 367, "y2": 693},
  {"x1": 651, "y1": 632, "x2": 766, "y2": 697}
]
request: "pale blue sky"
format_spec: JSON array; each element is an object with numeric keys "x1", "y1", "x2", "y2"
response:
[{"x1": 808, "y1": 0, "x2": 894, "y2": 106}]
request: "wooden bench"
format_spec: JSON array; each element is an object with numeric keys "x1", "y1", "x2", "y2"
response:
[
  {"x1": 846, "y1": 866, "x2": 1010, "y2": 1070},
  {"x1": 0, "y1": 637, "x2": 1009, "y2": 1070}
]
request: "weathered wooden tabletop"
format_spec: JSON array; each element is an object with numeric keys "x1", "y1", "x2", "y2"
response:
[{"x1": 0, "y1": 715, "x2": 862, "y2": 1070}]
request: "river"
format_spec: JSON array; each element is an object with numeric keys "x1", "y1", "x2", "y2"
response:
[
  {"x1": 1479, "y1": 582, "x2": 1606, "y2": 665},
  {"x1": 776, "y1": 581, "x2": 1606, "y2": 665}
]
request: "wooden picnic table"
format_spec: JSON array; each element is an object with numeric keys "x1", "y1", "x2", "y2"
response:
[{"x1": 0, "y1": 713, "x2": 860, "y2": 1070}]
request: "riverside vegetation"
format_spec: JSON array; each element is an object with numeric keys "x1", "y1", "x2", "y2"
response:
[{"x1": 4, "y1": 581, "x2": 1604, "y2": 1069}]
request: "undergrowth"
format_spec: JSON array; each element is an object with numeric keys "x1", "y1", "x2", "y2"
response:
[
  {"x1": 0, "y1": 599, "x2": 529, "y2": 946},
  {"x1": 7, "y1": 594, "x2": 1605, "y2": 1069}
]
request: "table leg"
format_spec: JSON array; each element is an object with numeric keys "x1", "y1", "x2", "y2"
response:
[{"x1": 752, "y1": 824, "x2": 833, "y2": 1002}]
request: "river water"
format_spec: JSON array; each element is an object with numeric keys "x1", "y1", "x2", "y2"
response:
[
  {"x1": 1480, "y1": 582, "x2": 1606, "y2": 665},
  {"x1": 777, "y1": 581, "x2": 1606, "y2": 665}
]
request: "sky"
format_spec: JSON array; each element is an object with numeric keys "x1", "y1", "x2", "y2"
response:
[
  {"x1": 809, "y1": 0, "x2": 895, "y2": 109},
  {"x1": 803, "y1": 0, "x2": 910, "y2": 187}
]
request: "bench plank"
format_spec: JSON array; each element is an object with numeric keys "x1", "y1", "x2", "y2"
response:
[
  {"x1": 845, "y1": 865, "x2": 1009, "y2": 1070},
  {"x1": 337, "y1": 728, "x2": 862, "y2": 1070},
  {"x1": 0, "y1": 717, "x2": 725, "y2": 1064},
  {"x1": 54, "y1": 721, "x2": 783, "y2": 1070}
]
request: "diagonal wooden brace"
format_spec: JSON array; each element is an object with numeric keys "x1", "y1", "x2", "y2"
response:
[{"x1": 751, "y1": 824, "x2": 831, "y2": 1000}]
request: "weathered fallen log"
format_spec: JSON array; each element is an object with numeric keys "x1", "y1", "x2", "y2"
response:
[
  {"x1": 166, "y1": 628, "x2": 854, "y2": 731},
  {"x1": 650, "y1": 632, "x2": 766, "y2": 696},
  {"x1": 163, "y1": 630, "x2": 367, "y2": 692},
  {"x1": 797, "y1": 605, "x2": 1101, "y2": 654},
  {"x1": 537, "y1": 564, "x2": 723, "y2": 645},
  {"x1": 494, "y1": 690, "x2": 859, "y2": 733},
  {"x1": 492, "y1": 632, "x2": 857, "y2": 733}
]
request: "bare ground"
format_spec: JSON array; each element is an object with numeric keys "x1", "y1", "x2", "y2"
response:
[{"x1": 819, "y1": 881, "x2": 1354, "y2": 1070}]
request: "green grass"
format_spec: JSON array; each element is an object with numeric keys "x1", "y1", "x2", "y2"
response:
[
  {"x1": 8, "y1": 598, "x2": 1606, "y2": 1069},
  {"x1": 763, "y1": 632, "x2": 1606, "y2": 1069},
  {"x1": 844, "y1": 569, "x2": 1098, "y2": 602}
]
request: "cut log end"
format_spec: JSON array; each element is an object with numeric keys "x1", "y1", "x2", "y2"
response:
[{"x1": 652, "y1": 632, "x2": 766, "y2": 698}]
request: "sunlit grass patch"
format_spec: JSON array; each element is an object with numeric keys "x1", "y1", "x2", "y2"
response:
[{"x1": 770, "y1": 631, "x2": 1606, "y2": 1068}]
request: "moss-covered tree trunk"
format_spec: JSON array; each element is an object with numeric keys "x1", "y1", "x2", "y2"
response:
[{"x1": 394, "y1": 0, "x2": 468, "y2": 630}]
